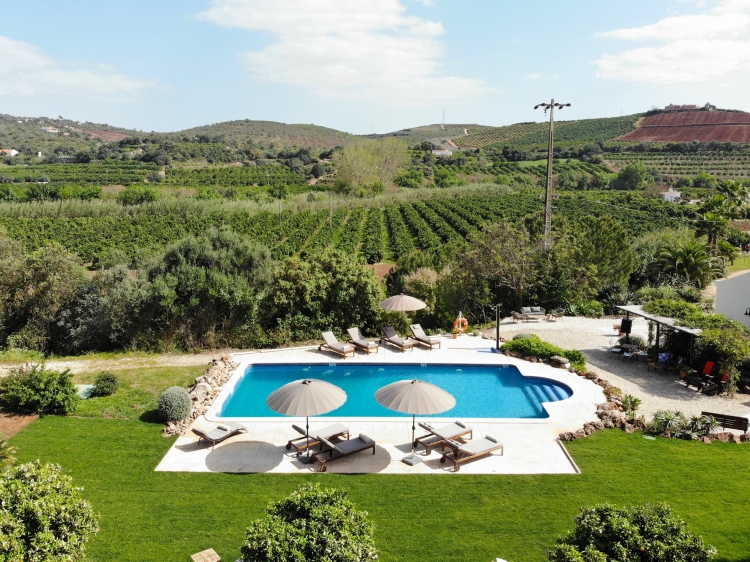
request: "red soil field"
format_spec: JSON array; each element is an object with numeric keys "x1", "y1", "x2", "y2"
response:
[
  {"x1": 619, "y1": 110, "x2": 750, "y2": 143},
  {"x1": 83, "y1": 128, "x2": 131, "y2": 142}
]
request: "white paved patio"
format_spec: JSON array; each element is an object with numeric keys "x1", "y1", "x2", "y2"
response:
[{"x1": 156, "y1": 335, "x2": 605, "y2": 475}]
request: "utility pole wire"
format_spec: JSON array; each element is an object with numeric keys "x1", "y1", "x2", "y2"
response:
[{"x1": 534, "y1": 99, "x2": 570, "y2": 250}]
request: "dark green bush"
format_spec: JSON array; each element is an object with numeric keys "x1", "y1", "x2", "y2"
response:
[
  {"x1": 240, "y1": 483, "x2": 378, "y2": 562},
  {"x1": 158, "y1": 386, "x2": 191, "y2": 422},
  {"x1": 0, "y1": 460, "x2": 99, "y2": 560},
  {"x1": 547, "y1": 503, "x2": 716, "y2": 561},
  {"x1": 566, "y1": 300, "x2": 604, "y2": 318},
  {"x1": 503, "y1": 335, "x2": 586, "y2": 370},
  {"x1": 117, "y1": 185, "x2": 161, "y2": 205},
  {"x1": 0, "y1": 364, "x2": 79, "y2": 415},
  {"x1": 90, "y1": 371, "x2": 119, "y2": 397},
  {"x1": 512, "y1": 333, "x2": 536, "y2": 340}
]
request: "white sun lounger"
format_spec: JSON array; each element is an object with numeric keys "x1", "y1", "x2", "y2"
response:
[
  {"x1": 285, "y1": 423, "x2": 351, "y2": 457},
  {"x1": 347, "y1": 327, "x2": 379, "y2": 354},
  {"x1": 415, "y1": 421, "x2": 473, "y2": 454},
  {"x1": 440, "y1": 435, "x2": 503, "y2": 472},
  {"x1": 318, "y1": 331, "x2": 355, "y2": 358}
]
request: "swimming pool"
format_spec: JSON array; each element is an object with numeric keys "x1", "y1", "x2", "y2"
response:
[{"x1": 217, "y1": 363, "x2": 572, "y2": 419}]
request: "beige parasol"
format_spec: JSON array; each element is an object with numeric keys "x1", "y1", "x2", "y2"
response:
[{"x1": 378, "y1": 293, "x2": 427, "y2": 312}]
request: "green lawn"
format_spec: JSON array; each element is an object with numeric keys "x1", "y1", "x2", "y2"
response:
[
  {"x1": 10, "y1": 416, "x2": 750, "y2": 562},
  {"x1": 727, "y1": 254, "x2": 750, "y2": 274}
]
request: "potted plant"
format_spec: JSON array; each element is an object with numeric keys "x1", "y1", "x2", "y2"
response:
[
  {"x1": 613, "y1": 322, "x2": 623, "y2": 336},
  {"x1": 451, "y1": 328, "x2": 459, "y2": 339}
]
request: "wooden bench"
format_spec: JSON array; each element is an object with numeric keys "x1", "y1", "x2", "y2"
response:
[{"x1": 701, "y1": 411, "x2": 749, "y2": 432}]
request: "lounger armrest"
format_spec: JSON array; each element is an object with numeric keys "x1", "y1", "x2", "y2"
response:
[
  {"x1": 359, "y1": 433, "x2": 375, "y2": 445},
  {"x1": 455, "y1": 421, "x2": 466, "y2": 428},
  {"x1": 318, "y1": 436, "x2": 344, "y2": 455},
  {"x1": 485, "y1": 435, "x2": 498, "y2": 443},
  {"x1": 292, "y1": 424, "x2": 307, "y2": 436},
  {"x1": 418, "y1": 422, "x2": 434, "y2": 432}
]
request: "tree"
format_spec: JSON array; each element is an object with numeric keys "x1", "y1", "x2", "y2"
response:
[
  {"x1": 572, "y1": 217, "x2": 637, "y2": 289},
  {"x1": 372, "y1": 137, "x2": 409, "y2": 185},
  {"x1": 693, "y1": 171, "x2": 717, "y2": 190},
  {"x1": 612, "y1": 163, "x2": 648, "y2": 190},
  {"x1": 240, "y1": 484, "x2": 378, "y2": 562},
  {"x1": 332, "y1": 144, "x2": 378, "y2": 193},
  {"x1": 0, "y1": 461, "x2": 99, "y2": 561},
  {"x1": 547, "y1": 503, "x2": 716, "y2": 562},
  {"x1": 655, "y1": 237, "x2": 721, "y2": 289}
]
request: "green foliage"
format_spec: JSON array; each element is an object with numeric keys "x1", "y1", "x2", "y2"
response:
[
  {"x1": 548, "y1": 503, "x2": 716, "y2": 562},
  {"x1": 240, "y1": 484, "x2": 378, "y2": 562},
  {"x1": 566, "y1": 300, "x2": 604, "y2": 319},
  {"x1": 611, "y1": 163, "x2": 648, "y2": 191},
  {"x1": 648, "y1": 411, "x2": 719, "y2": 440},
  {"x1": 157, "y1": 386, "x2": 191, "y2": 422},
  {"x1": 698, "y1": 328, "x2": 750, "y2": 395},
  {"x1": 0, "y1": 162, "x2": 159, "y2": 184},
  {"x1": 117, "y1": 185, "x2": 161, "y2": 205},
  {"x1": 91, "y1": 371, "x2": 119, "y2": 398},
  {"x1": 654, "y1": 237, "x2": 722, "y2": 289},
  {"x1": 0, "y1": 460, "x2": 99, "y2": 560},
  {"x1": 0, "y1": 433, "x2": 17, "y2": 471},
  {"x1": 0, "y1": 364, "x2": 79, "y2": 415},
  {"x1": 642, "y1": 299, "x2": 701, "y2": 319},
  {"x1": 503, "y1": 335, "x2": 586, "y2": 370},
  {"x1": 360, "y1": 207, "x2": 384, "y2": 263},
  {"x1": 394, "y1": 168, "x2": 424, "y2": 188},
  {"x1": 621, "y1": 394, "x2": 642, "y2": 414}
]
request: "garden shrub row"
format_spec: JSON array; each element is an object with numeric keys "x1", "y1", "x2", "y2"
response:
[{"x1": 502, "y1": 335, "x2": 587, "y2": 370}]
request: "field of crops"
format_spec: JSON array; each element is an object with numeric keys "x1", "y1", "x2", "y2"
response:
[
  {"x1": 434, "y1": 159, "x2": 609, "y2": 179},
  {"x1": 0, "y1": 162, "x2": 160, "y2": 184},
  {"x1": 605, "y1": 152, "x2": 750, "y2": 178},
  {"x1": 165, "y1": 165, "x2": 306, "y2": 187},
  {"x1": 454, "y1": 114, "x2": 641, "y2": 149},
  {"x1": 0, "y1": 191, "x2": 693, "y2": 267}
]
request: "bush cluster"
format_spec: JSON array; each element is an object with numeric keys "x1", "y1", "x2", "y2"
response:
[
  {"x1": 91, "y1": 371, "x2": 119, "y2": 397},
  {"x1": 648, "y1": 410, "x2": 719, "y2": 440},
  {"x1": 241, "y1": 484, "x2": 378, "y2": 562},
  {"x1": 502, "y1": 335, "x2": 586, "y2": 370},
  {"x1": 158, "y1": 386, "x2": 192, "y2": 422},
  {"x1": 0, "y1": 364, "x2": 79, "y2": 415}
]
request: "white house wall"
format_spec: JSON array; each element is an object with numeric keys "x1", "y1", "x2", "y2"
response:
[{"x1": 714, "y1": 270, "x2": 750, "y2": 330}]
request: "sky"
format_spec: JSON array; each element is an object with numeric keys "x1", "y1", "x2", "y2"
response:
[{"x1": 1, "y1": 0, "x2": 750, "y2": 134}]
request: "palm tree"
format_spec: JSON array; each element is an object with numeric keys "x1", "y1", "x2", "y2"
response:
[{"x1": 655, "y1": 238, "x2": 722, "y2": 289}]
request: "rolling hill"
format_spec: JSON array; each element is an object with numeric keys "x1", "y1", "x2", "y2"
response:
[{"x1": 619, "y1": 110, "x2": 750, "y2": 143}]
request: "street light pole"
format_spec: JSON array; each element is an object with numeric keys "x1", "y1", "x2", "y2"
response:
[{"x1": 534, "y1": 99, "x2": 570, "y2": 251}]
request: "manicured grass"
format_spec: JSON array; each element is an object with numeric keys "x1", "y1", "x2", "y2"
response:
[
  {"x1": 73, "y1": 366, "x2": 206, "y2": 421},
  {"x1": 10, "y1": 417, "x2": 750, "y2": 562},
  {"x1": 727, "y1": 254, "x2": 750, "y2": 274}
]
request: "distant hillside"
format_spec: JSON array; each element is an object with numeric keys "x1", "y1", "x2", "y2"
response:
[
  {"x1": 370, "y1": 123, "x2": 493, "y2": 144},
  {"x1": 453, "y1": 114, "x2": 642, "y2": 149},
  {"x1": 170, "y1": 120, "x2": 358, "y2": 150},
  {"x1": 619, "y1": 110, "x2": 750, "y2": 143}
]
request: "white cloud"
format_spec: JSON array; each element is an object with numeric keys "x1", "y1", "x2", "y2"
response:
[
  {"x1": 525, "y1": 73, "x2": 543, "y2": 80},
  {"x1": 196, "y1": 0, "x2": 485, "y2": 105},
  {"x1": 593, "y1": 0, "x2": 750, "y2": 89},
  {"x1": 0, "y1": 36, "x2": 154, "y2": 97}
]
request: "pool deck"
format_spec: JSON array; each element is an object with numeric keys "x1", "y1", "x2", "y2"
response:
[{"x1": 156, "y1": 336, "x2": 605, "y2": 475}]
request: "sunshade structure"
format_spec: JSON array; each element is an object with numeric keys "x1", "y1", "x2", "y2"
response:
[
  {"x1": 616, "y1": 305, "x2": 702, "y2": 365},
  {"x1": 267, "y1": 379, "x2": 347, "y2": 462},
  {"x1": 378, "y1": 293, "x2": 427, "y2": 312},
  {"x1": 375, "y1": 379, "x2": 455, "y2": 465}
]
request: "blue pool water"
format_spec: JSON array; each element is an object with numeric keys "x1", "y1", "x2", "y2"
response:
[{"x1": 218, "y1": 363, "x2": 572, "y2": 419}]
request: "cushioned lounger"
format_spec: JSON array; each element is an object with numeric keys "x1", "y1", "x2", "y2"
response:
[
  {"x1": 347, "y1": 327, "x2": 379, "y2": 354},
  {"x1": 313, "y1": 434, "x2": 376, "y2": 472},
  {"x1": 440, "y1": 435, "x2": 503, "y2": 472},
  {"x1": 380, "y1": 326, "x2": 414, "y2": 352},
  {"x1": 285, "y1": 423, "x2": 351, "y2": 457},
  {"x1": 191, "y1": 423, "x2": 246, "y2": 450},
  {"x1": 415, "y1": 421, "x2": 472, "y2": 454},
  {"x1": 409, "y1": 324, "x2": 441, "y2": 350},
  {"x1": 318, "y1": 331, "x2": 355, "y2": 358}
]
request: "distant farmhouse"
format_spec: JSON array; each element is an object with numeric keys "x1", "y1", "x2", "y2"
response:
[
  {"x1": 665, "y1": 104, "x2": 700, "y2": 111},
  {"x1": 432, "y1": 149, "x2": 453, "y2": 157},
  {"x1": 40, "y1": 126, "x2": 59, "y2": 133},
  {"x1": 0, "y1": 149, "x2": 19, "y2": 157},
  {"x1": 659, "y1": 187, "x2": 681, "y2": 203}
]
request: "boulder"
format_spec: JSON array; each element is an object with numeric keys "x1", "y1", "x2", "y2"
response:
[
  {"x1": 622, "y1": 422, "x2": 635, "y2": 434},
  {"x1": 573, "y1": 429, "x2": 587, "y2": 439},
  {"x1": 559, "y1": 432, "x2": 576, "y2": 441},
  {"x1": 712, "y1": 432, "x2": 732, "y2": 443},
  {"x1": 702, "y1": 436, "x2": 713, "y2": 444},
  {"x1": 630, "y1": 419, "x2": 647, "y2": 432},
  {"x1": 549, "y1": 355, "x2": 570, "y2": 369}
]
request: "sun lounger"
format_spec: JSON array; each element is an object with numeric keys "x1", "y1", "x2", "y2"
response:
[
  {"x1": 440, "y1": 435, "x2": 503, "y2": 472},
  {"x1": 415, "y1": 421, "x2": 473, "y2": 455},
  {"x1": 285, "y1": 423, "x2": 350, "y2": 457},
  {"x1": 191, "y1": 423, "x2": 246, "y2": 450},
  {"x1": 313, "y1": 434, "x2": 376, "y2": 472},
  {"x1": 318, "y1": 331, "x2": 355, "y2": 358},
  {"x1": 409, "y1": 324, "x2": 441, "y2": 350},
  {"x1": 380, "y1": 326, "x2": 414, "y2": 352},
  {"x1": 347, "y1": 327, "x2": 379, "y2": 354}
]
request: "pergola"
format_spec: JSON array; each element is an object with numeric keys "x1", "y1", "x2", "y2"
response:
[{"x1": 616, "y1": 305, "x2": 702, "y2": 366}]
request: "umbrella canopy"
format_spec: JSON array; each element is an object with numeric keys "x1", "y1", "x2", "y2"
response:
[
  {"x1": 378, "y1": 293, "x2": 427, "y2": 312},
  {"x1": 266, "y1": 379, "x2": 347, "y2": 417},
  {"x1": 375, "y1": 379, "x2": 455, "y2": 415}
]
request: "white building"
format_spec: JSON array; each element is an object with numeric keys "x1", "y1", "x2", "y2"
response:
[
  {"x1": 432, "y1": 149, "x2": 453, "y2": 157},
  {"x1": 40, "y1": 126, "x2": 59, "y2": 133},
  {"x1": 714, "y1": 270, "x2": 750, "y2": 330},
  {"x1": 0, "y1": 149, "x2": 19, "y2": 157},
  {"x1": 659, "y1": 187, "x2": 681, "y2": 203}
]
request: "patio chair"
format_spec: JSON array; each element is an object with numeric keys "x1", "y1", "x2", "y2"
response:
[
  {"x1": 285, "y1": 422, "x2": 350, "y2": 457},
  {"x1": 191, "y1": 423, "x2": 247, "y2": 450},
  {"x1": 549, "y1": 309, "x2": 565, "y2": 321},
  {"x1": 414, "y1": 421, "x2": 473, "y2": 455},
  {"x1": 409, "y1": 324, "x2": 441, "y2": 350},
  {"x1": 347, "y1": 327, "x2": 379, "y2": 354},
  {"x1": 440, "y1": 435, "x2": 504, "y2": 472},
  {"x1": 510, "y1": 311, "x2": 527, "y2": 323},
  {"x1": 647, "y1": 352, "x2": 671, "y2": 375},
  {"x1": 701, "y1": 373, "x2": 730, "y2": 396},
  {"x1": 380, "y1": 326, "x2": 414, "y2": 352},
  {"x1": 313, "y1": 434, "x2": 376, "y2": 472},
  {"x1": 318, "y1": 331, "x2": 355, "y2": 359}
]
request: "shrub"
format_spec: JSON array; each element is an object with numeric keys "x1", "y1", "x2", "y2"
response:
[
  {"x1": 566, "y1": 300, "x2": 604, "y2": 318},
  {"x1": 158, "y1": 386, "x2": 192, "y2": 421},
  {"x1": 91, "y1": 371, "x2": 119, "y2": 397},
  {"x1": 647, "y1": 410, "x2": 719, "y2": 440},
  {"x1": 117, "y1": 185, "x2": 161, "y2": 205},
  {"x1": 512, "y1": 333, "x2": 536, "y2": 340},
  {"x1": 0, "y1": 433, "x2": 17, "y2": 471},
  {"x1": 0, "y1": 461, "x2": 99, "y2": 560},
  {"x1": 0, "y1": 364, "x2": 79, "y2": 415},
  {"x1": 622, "y1": 394, "x2": 642, "y2": 415},
  {"x1": 240, "y1": 483, "x2": 378, "y2": 562},
  {"x1": 643, "y1": 298, "x2": 701, "y2": 319},
  {"x1": 547, "y1": 503, "x2": 716, "y2": 562},
  {"x1": 503, "y1": 335, "x2": 586, "y2": 370},
  {"x1": 617, "y1": 334, "x2": 646, "y2": 349}
]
